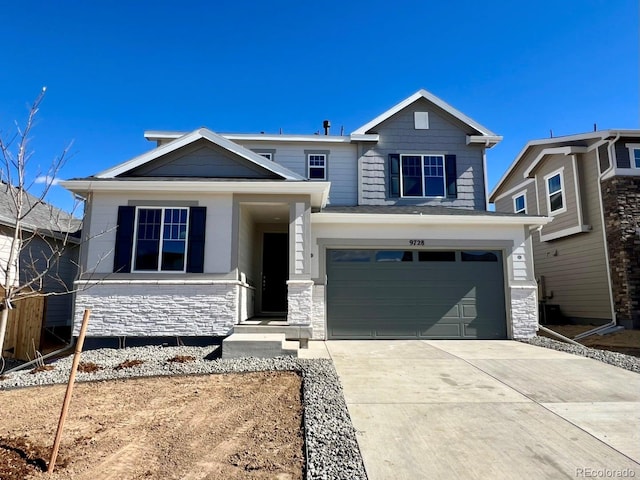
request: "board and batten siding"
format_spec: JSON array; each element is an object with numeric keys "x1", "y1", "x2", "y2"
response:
[
  {"x1": 83, "y1": 191, "x2": 234, "y2": 275},
  {"x1": 126, "y1": 141, "x2": 277, "y2": 178},
  {"x1": 237, "y1": 141, "x2": 359, "y2": 206},
  {"x1": 358, "y1": 98, "x2": 486, "y2": 210}
]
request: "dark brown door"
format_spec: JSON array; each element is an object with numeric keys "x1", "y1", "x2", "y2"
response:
[{"x1": 261, "y1": 233, "x2": 288, "y2": 312}]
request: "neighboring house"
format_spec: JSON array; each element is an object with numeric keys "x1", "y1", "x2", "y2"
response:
[
  {"x1": 490, "y1": 130, "x2": 640, "y2": 330},
  {"x1": 61, "y1": 89, "x2": 548, "y2": 342},
  {"x1": 0, "y1": 182, "x2": 81, "y2": 337}
]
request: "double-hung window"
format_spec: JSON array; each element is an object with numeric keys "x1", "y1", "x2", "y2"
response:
[
  {"x1": 545, "y1": 170, "x2": 565, "y2": 214},
  {"x1": 626, "y1": 144, "x2": 640, "y2": 169},
  {"x1": 307, "y1": 153, "x2": 327, "y2": 180},
  {"x1": 513, "y1": 193, "x2": 526, "y2": 214},
  {"x1": 401, "y1": 154, "x2": 445, "y2": 197},
  {"x1": 133, "y1": 207, "x2": 189, "y2": 272}
]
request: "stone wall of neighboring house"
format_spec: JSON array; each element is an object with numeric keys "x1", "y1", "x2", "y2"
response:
[{"x1": 601, "y1": 176, "x2": 640, "y2": 329}]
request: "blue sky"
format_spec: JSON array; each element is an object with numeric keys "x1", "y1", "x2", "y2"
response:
[{"x1": 0, "y1": 0, "x2": 637, "y2": 212}]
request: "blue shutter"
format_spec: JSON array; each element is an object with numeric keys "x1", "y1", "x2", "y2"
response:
[
  {"x1": 388, "y1": 154, "x2": 400, "y2": 198},
  {"x1": 113, "y1": 206, "x2": 135, "y2": 273},
  {"x1": 186, "y1": 206, "x2": 206, "y2": 273},
  {"x1": 445, "y1": 154, "x2": 457, "y2": 198}
]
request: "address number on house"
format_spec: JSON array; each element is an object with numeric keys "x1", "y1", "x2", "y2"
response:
[{"x1": 409, "y1": 240, "x2": 425, "y2": 246}]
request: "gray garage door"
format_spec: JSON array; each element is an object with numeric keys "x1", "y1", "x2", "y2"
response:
[{"x1": 326, "y1": 249, "x2": 507, "y2": 340}]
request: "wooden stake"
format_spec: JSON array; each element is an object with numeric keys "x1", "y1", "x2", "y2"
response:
[{"x1": 47, "y1": 309, "x2": 91, "y2": 473}]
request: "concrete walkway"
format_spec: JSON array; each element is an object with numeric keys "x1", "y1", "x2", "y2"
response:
[{"x1": 320, "y1": 340, "x2": 640, "y2": 480}]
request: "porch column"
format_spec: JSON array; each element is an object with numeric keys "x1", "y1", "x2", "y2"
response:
[{"x1": 287, "y1": 201, "x2": 312, "y2": 325}]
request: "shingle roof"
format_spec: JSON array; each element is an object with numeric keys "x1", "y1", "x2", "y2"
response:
[{"x1": 0, "y1": 183, "x2": 81, "y2": 235}]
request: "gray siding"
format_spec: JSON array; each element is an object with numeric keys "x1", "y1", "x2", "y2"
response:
[
  {"x1": 19, "y1": 235, "x2": 79, "y2": 328},
  {"x1": 127, "y1": 141, "x2": 278, "y2": 178},
  {"x1": 533, "y1": 150, "x2": 611, "y2": 321},
  {"x1": 493, "y1": 185, "x2": 536, "y2": 215},
  {"x1": 614, "y1": 137, "x2": 632, "y2": 168},
  {"x1": 598, "y1": 144, "x2": 610, "y2": 173},
  {"x1": 235, "y1": 141, "x2": 359, "y2": 206},
  {"x1": 358, "y1": 98, "x2": 486, "y2": 209}
]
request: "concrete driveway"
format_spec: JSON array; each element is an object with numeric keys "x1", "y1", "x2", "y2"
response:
[{"x1": 324, "y1": 340, "x2": 640, "y2": 480}]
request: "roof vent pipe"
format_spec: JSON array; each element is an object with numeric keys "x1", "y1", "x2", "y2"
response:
[{"x1": 323, "y1": 120, "x2": 331, "y2": 135}]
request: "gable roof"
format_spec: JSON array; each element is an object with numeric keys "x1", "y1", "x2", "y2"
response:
[
  {"x1": 351, "y1": 89, "x2": 499, "y2": 137},
  {"x1": 489, "y1": 129, "x2": 640, "y2": 202},
  {"x1": 96, "y1": 128, "x2": 305, "y2": 181},
  {"x1": 0, "y1": 183, "x2": 81, "y2": 236}
]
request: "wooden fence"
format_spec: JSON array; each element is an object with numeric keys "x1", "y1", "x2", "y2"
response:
[{"x1": 3, "y1": 295, "x2": 46, "y2": 361}]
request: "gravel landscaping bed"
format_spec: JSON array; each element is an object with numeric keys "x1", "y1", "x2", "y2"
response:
[
  {"x1": 0, "y1": 346, "x2": 367, "y2": 480},
  {"x1": 522, "y1": 336, "x2": 640, "y2": 373}
]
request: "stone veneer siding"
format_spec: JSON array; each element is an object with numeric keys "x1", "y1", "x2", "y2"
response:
[
  {"x1": 286, "y1": 280, "x2": 314, "y2": 326},
  {"x1": 510, "y1": 287, "x2": 538, "y2": 339},
  {"x1": 73, "y1": 281, "x2": 239, "y2": 337},
  {"x1": 311, "y1": 285, "x2": 326, "y2": 340},
  {"x1": 601, "y1": 177, "x2": 640, "y2": 329}
]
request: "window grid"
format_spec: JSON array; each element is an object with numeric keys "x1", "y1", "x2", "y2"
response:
[
  {"x1": 308, "y1": 154, "x2": 327, "y2": 180},
  {"x1": 400, "y1": 154, "x2": 445, "y2": 197},
  {"x1": 133, "y1": 207, "x2": 189, "y2": 272}
]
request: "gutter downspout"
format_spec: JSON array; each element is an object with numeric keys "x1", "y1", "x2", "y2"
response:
[{"x1": 571, "y1": 132, "x2": 621, "y2": 341}]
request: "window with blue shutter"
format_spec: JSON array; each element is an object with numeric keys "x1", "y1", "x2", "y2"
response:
[{"x1": 113, "y1": 205, "x2": 207, "y2": 273}]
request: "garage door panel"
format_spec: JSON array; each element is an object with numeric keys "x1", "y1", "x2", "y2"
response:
[{"x1": 327, "y1": 249, "x2": 507, "y2": 340}]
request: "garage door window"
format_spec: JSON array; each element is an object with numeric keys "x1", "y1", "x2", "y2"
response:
[
  {"x1": 418, "y1": 251, "x2": 456, "y2": 262},
  {"x1": 330, "y1": 250, "x2": 371, "y2": 262},
  {"x1": 461, "y1": 251, "x2": 499, "y2": 262},
  {"x1": 375, "y1": 251, "x2": 413, "y2": 262}
]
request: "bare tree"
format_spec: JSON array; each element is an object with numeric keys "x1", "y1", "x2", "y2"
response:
[{"x1": 0, "y1": 88, "x2": 81, "y2": 358}]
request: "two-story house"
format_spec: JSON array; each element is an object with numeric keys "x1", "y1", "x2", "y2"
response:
[
  {"x1": 61, "y1": 89, "x2": 548, "y2": 343},
  {"x1": 490, "y1": 130, "x2": 640, "y2": 330}
]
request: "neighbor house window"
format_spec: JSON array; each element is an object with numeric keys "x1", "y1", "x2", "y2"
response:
[
  {"x1": 400, "y1": 154, "x2": 445, "y2": 197},
  {"x1": 308, "y1": 153, "x2": 327, "y2": 179},
  {"x1": 257, "y1": 152, "x2": 273, "y2": 161},
  {"x1": 133, "y1": 207, "x2": 189, "y2": 272},
  {"x1": 545, "y1": 170, "x2": 565, "y2": 214},
  {"x1": 513, "y1": 193, "x2": 527, "y2": 214}
]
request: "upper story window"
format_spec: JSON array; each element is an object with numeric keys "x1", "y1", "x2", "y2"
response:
[
  {"x1": 307, "y1": 153, "x2": 327, "y2": 180},
  {"x1": 257, "y1": 152, "x2": 273, "y2": 161},
  {"x1": 133, "y1": 207, "x2": 189, "y2": 272},
  {"x1": 544, "y1": 169, "x2": 566, "y2": 215},
  {"x1": 513, "y1": 192, "x2": 527, "y2": 214},
  {"x1": 626, "y1": 144, "x2": 640, "y2": 169},
  {"x1": 401, "y1": 154, "x2": 445, "y2": 197}
]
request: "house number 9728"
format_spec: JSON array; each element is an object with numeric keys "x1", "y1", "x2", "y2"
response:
[{"x1": 409, "y1": 240, "x2": 425, "y2": 246}]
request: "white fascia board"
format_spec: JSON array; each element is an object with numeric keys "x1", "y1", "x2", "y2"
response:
[
  {"x1": 523, "y1": 146, "x2": 588, "y2": 177},
  {"x1": 352, "y1": 89, "x2": 497, "y2": 136},
  {"x1": 466, "y1": 135, "x2": 503, "y2": 148},
  {"x1": 349, "y1": 134, "x2": 380, "y2": 142},
  {"x1": 97, "y1": 128, "x2": 304, "y2": 180},
  {"x1": 223, "y1": 133, "x2": 352, "y2": 143},
  {"x1": 60, "y1": 180, "x2": 331, "y2": 208},
  {"x1": 311, "y1": 212, "x2": 551, "y2": 227},
  {"x1": 144, "y1": 130, "x2": 184, "y2": 141}
]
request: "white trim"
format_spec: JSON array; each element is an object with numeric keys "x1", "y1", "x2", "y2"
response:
[
  {"x1": 625, "y1": 143, "x2": 640, "y2": 169},
  {"x1": 492, "y1": 178, "x2": 535, "y2": 202},
  {"x1": 352, "y1": 89, "x2": 498, "y2": 137},
  {"x1": 544, "y1": 168, "x2": 567, "y2": 216},
  {"x1": 144, "y1": 131, "x2": 380, "y2": 144},
  {"x1": 131, "y1": 206, "x2": 189, "y2": 273},
  {"x1": 539, "y1": 224, "x2": 591, "y2": 242},
  {"x1": 60, "y1": 180, "x2": 332, "y2": 208},
  {"x1": 571, "y1": 155, "x2": 584, "y2": 225},
  {"x1": 307, "y1": 153, "x2": 327, "y2": 180},
  {"x1": 311, "y1": 212, "x2": 551, "y2": 226},
  {"x1": 601, "y1": 167, "x2": 640, "y2": 180},
  {"x1": 97, "y1": 128, "x2": 304, "y2": 180},
  {"x1": 512, "y1": 191, "x2": 527, "y2": 214},
  {"x1": 523, "y1": 146, "x2": 587, "y2": 178},
  {"x1": 466, "y1": 135, "x2": 503, "y2": 148},
  {"x1": 76, "y1": 279, "x2": 245, "y2": 286},
  {"x1": 399, "y1": 154, "x2": 446, "y2": 198}
]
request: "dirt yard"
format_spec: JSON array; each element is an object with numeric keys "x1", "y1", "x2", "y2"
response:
[
  {"x1": 542, "y1": 325, "x2": 640, "y2": 357},
  {"x1": 0, "y1": 372, "x2": 304, "y2": 479}
]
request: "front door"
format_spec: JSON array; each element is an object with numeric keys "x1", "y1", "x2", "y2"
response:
[{"x1": 261, "y1": 232, "x2": 288, "y2": 312}]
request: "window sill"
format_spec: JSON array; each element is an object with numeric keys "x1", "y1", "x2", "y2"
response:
[{"x1": 539, "y1": 224, "x2": 591, "y2": 242}]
